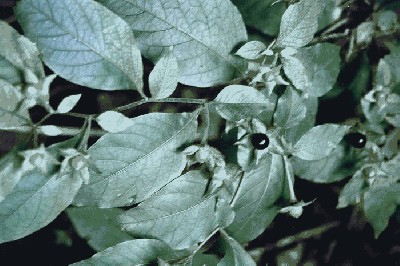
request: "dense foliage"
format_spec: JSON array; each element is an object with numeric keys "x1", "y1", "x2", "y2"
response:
[{"x1": 0, "y1": 0, "x2": 399, "y2": 264}]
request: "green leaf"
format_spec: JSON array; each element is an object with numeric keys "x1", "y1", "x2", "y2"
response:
[
  {"x1": 235, "y1": 41, "x2": 267, "y2": 60},
  {"x1": 355, "y1": 22, "x2": 374, "y2": 46},
  {"x1": 376, "y1": 49, "x2": 400, "y2": 89},
  {"x1": 364, "y1": 184, "x2": 400, "y2": 238},
  {"x1": 0, "y1": 20, "x2": 44, "y2": 85},
  {"x1": 231, "y1": 0, "x2": 285, "y2": 36},
  {"x1": 74, "y1": 112, "x2": 198, "y2": 207},
  {"x1": 149, "y1": 49, "x2": 179, "y2": 99},
  {"x1": 276, "y1": 0, "x2": 324, "y2": 48},
  {"x1": 72, "y1": 239, "x2": 185, "y2": 265},
  {"x1": 56, "y1": 94, "x2": 82, "y2": 114},
  {"x1": 96, "y1": 111, "x2": 134, "y2": 133},
  {"x1": 282, "y1": 43, "x2": 341, "y2": 97},
  {"x1": 226, "y1": 154, "x2": 283, "y2": 243},
  {"x1": 0, "y1": 172, "x2": 82, "y2": 244},
  {"x1": 377, "y1": 10, "x2": 398, "y2": 33},
  {"x1": 337, "y1": 172, "x2": 365, "y2": 209},
  {"x1": 292, "y1": 124, "x2": 350, "y2": 161},
  {"x1": 292, "y1": 145, "x2": 353, "y2": 183},
  {"x1": 214, "y1": 85, "x2": 275, "y2": 121},
  {"x1": 0, "y1": 148, "x2": 24, "y2": 202},
  {"x1": 38, "y1": 125, "x2": 63, "y2": 136},
  {"x1": 66, "y1": 207, "x2": 134, "y2": 252},
  {"x1": 118, "y1": 171, "x2": 221, "y2": 250},
  {"x1": 318, "y1": 0, "x2": 341, "y2": 31},
  {"x1": 218, "y1": 231, "x2": 256, "y2": 266},
  {"x1": 0, "y1": 79, "x2": 30, "y2": 129},
  {"x1": 16, "y1": 0, "x2": 143, "y2": 92},
  {"x1": 97, "y1": 0, "x2": 247, "y2": 87},
  {"x1": 274, "y1": 88, "x2": 307, "y2": 129}
]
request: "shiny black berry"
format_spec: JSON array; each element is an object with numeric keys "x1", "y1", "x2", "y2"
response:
[
  {"x1": 344, "y1": 132, "x2": 367, "y2": 148},
  {"x1": 250, "y1": 133, "x2": 270, "y2": 150}
]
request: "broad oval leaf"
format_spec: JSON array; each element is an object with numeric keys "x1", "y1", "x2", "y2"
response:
[
  {"x1": 282, "y1": 43, "x2": 341, "y2": 97},
  {"x1": 218, "y1": 231, "x2": 257, "y2": 266},
  {"x1": 118, "y1": 171, "x2": 219, "y2": 250},
  {"x1": 149, "y1": 49, "x2": 179, "y2": 99},
  {"x1": 72, "y1": 239, "x2": 185, "y2": 266},
  {"x1": 96, "y1": 111, "x2": 134, "y2": 133},
  {"x1": 235, "y1": 41, "x2": 267, "y2": 60},
  {"x1": 214, "y1": 85, "x2": 274, "y2": 121},
  {"x1": 274, "y1": 88, "x2": 307, "y2": 129},
  {"x1": 0, "y1": 80, "x2": 30, "y2": 129},
  {"x1": 0, "y1": 20, "x2": 44, "y2": 85},
  {"x1": 292, "y1": 124, "x2": 350, "y2": 161},
  {"x1": 226, "y1": 154, "x2": 284, "y2": 243},
  {"x1": 16, "y1": 0, "x2": 143, "y2": 92},
  {"x1": 276, "y1": 0, "x2": 324, "y2": 48},
  {"x1": 97, "y1": 0, "x2": 248, "y2": 87},
  {"x1": 74, "y1": 112, "x2": 198, "y2": 207},
  {"x1": 66, "y1": 207, "x2": 134, "y2": 252},
  {"x1": 0, "y1": 172, "x2": 82, "y2": 244}
]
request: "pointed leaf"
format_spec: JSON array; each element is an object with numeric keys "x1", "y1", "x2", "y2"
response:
[
  {"x1": 274, "y1": 88, "x2": 307, "y2": 129},
  {"x1": 0, "y1": 79, "x2": 30, "y2": 129},
  {"x1": 72, "y1": 239, "x2": 185, "y2": 266},
  {"x1": 96, "y1": 111, "x2": 134, "y2": 133},
  {"x1": 235, "y1": 41, "x2": 267, "y2": 60},
  {"x1": 282, "y1": 43, "x2": 341, "y2": 97},
  {"x1": 66, "y1": 207, "x2": 134, "y2": 252},
  {"x1": 364, "y1": 184, "x2": 400, "y2": 238},
  {"x1": 118, "y1": 171, "x2": 218, "y2": 250},
  {"x1": 16, "y1": 0, "x2": 143, "y2": 92},
  {"x1": 97, "y1": 0, "x2": 247, "y2": 87},
  {"x1": 214, "y1": 85, "x2": 275, "y2": 121},
  {"x1": 218, "y1": 231, "x2": 256, "y2": 266},
  {"x1": 276, "y1": 0, "x2": 324, "y2": 48},
  {"x1": 292, "y1": 124, "x2": 350, "y2": 160},
  {"x1": 38, "y1": 125, "x2": 63, "y2": 136},
  {"x1": 337, "y1": 172, "x2": 365, "y2": 209},
  {"x1": 149, "y1": 49, "x2": 179, "y2": 99},
  {"x1": 0, "y1": 172, "x2": 82, "y2": 244},
  {"x1": 226, "y1": 155, "x2": 284, "y2": 242},
  {"x1": 0, "y1": 20, "x2": 44, "y2": 85},
  {"x1": 56, "y1": 94, "x2": 82, "y2": 114},
  {"x1": 74, "y1": 112, "x2": 198, "y2": 207}
]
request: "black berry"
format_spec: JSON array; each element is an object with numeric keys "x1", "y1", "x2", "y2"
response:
[
  {"x1": 250, "y1": 133, "x2": 270, "y2": 150},
  {"x1": 344, "y1": 132, "x2": 367, "y2": 148}
]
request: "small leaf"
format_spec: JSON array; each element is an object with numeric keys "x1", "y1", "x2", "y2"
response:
[
  {"x1": 218, "y1": 231, "x2": 257, "y2": 266},
  {"x1": 97, "y1": 0, "x2": 247, "y2": 87},
  {"x1": 0, "y1": 79, "x2": 30, "y2": 129},
  {"x1": 16, "y1": 0, "x2": 143, "y2": 92},
  {"x1": 119, "y1": 171, "x2": 219, "y2": 250},
  {"x1": 364, "y1": 184, "x2": 400, "y2": 238},
  {"x1": 356, "y1": 21, "x2": 374, "y2": 46},
  {"x1": 235, "y1": 41, "x2": 267, "y2": 60},
  {"x1": 56, "y1": 94, "x2": 82, "y2": 114},
  {"x1": 377, "y1": 10, "x2": 398, "y2": 33},
  {"x1": 96, "y1": 111, "x2": 134, "y2": 133},
  {"x1": 74, "y1": 112, "x2": 198, "y2": 207},
  {"x1": 337, "y1": 172, "x2": 365, "y2": 209},
  {"x1": 214, "y1": 85, "x2": 274, "y2": 121},
  {"x1": 0, "y1": 20, "x2": 44, "y2": 85},
  {"x1": 149, "y1": 49, "x2": 179, "y2": 99},
  {"x1": 276, "y1": 0, "x2": 324, "y2": 48},
  {"x1": 274, "y1": 88, "x2": 307, "y2": 129},
  {"x1": 38, "y1": 125, "x2": 63, "y2": 136},
  {"x1": 71, "y1": 239, "x2": 186, "y2": 266},
  {"x1": 66, "y1": 207, "x2": 134, "y2": 252},
  {"x1": 0, "y1": 172, "x2": 82, "y2": 244},
  {"x1": 292, "y1": 124, "x2": 350, "y2": 160},
  {"x1": 226, "y1": 155, "x2": 284, "y2": 242},
  {"x1": 282, "y1": 43, "x2": 341, "y2": 97}
]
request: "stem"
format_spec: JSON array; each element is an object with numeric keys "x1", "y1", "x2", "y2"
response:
[
  {"x1": 200, "y1": 103, "x2": 210, "y2": 144},
  {"x1": 1, "y1": 125, "x2": 106, "y2": 137},
  {"x1": 310, "y1": 29, "x2": 350, "y2": 45}
]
